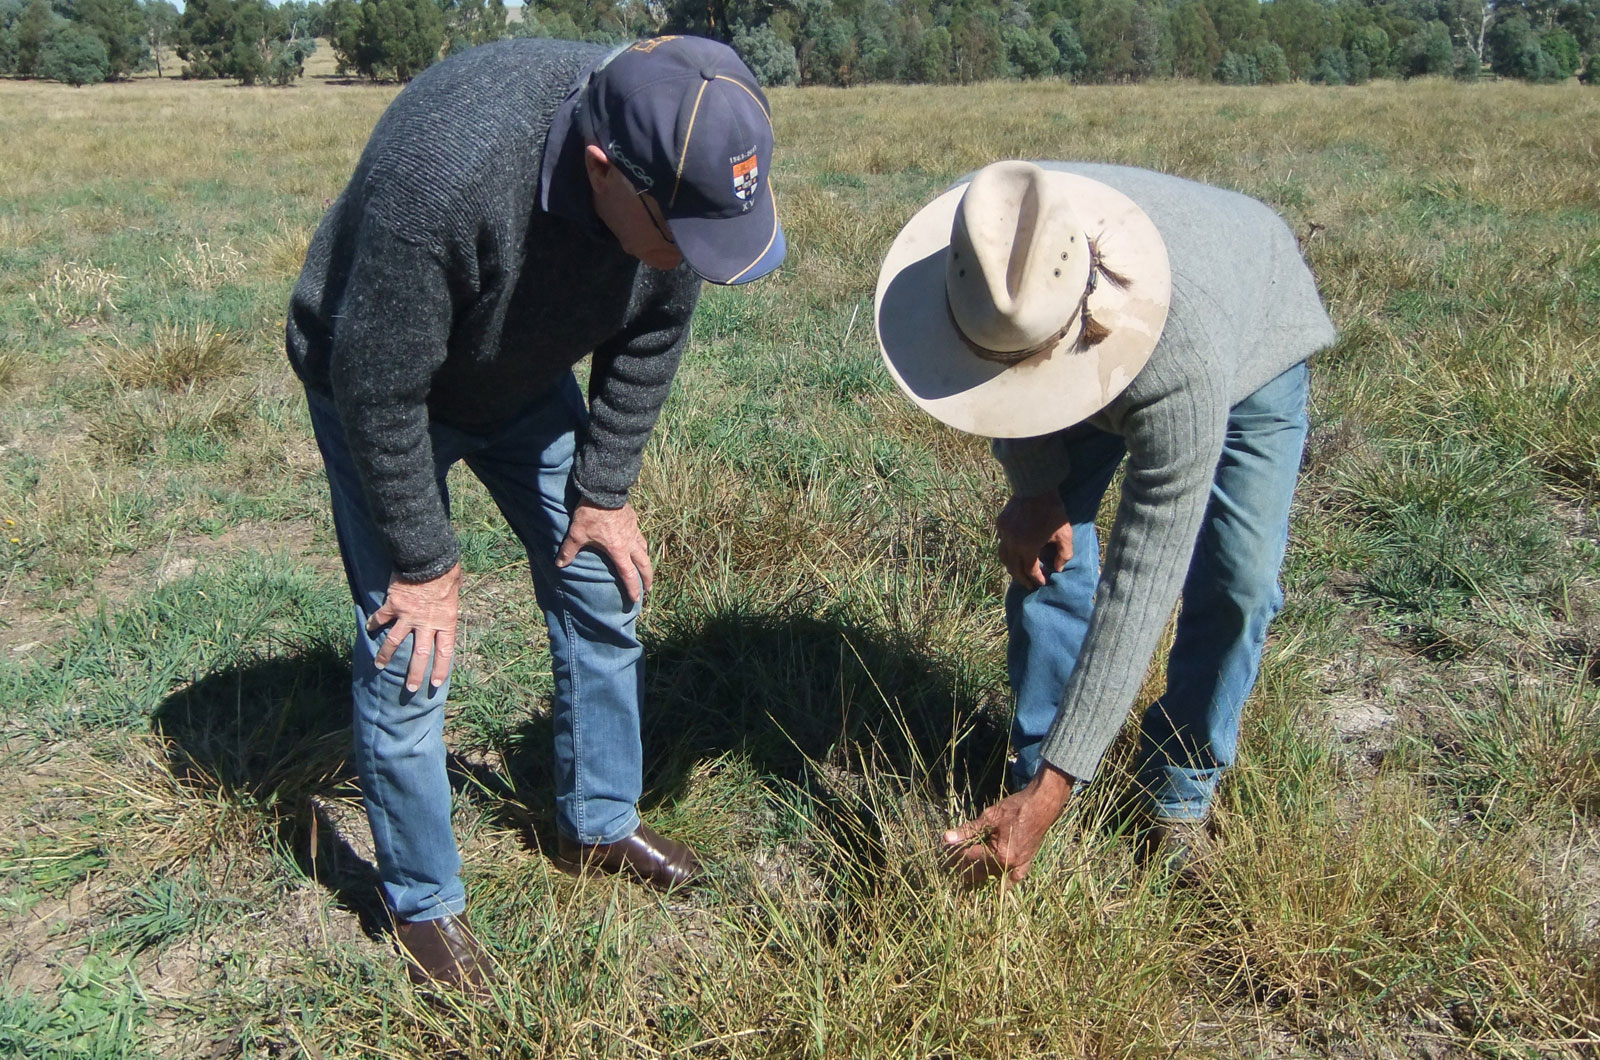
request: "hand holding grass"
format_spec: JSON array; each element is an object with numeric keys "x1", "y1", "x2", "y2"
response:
[
  {"x1": 942, "y1": 764, "x2": 1075, "y2": 886},
  {"x1": 557, "y1": 499, "x2": 654, "y2": 605},
  {"x1": 996, "y1": 493, "x2": 1074, "y2": 588},
  {"x1": 369, "y1": 562, "x2": 462, "y2": 692}
]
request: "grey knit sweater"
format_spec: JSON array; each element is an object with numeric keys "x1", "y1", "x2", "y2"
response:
[
  {"x1": 989, "y1": 162, "x2": 1337, "y2": 784},
  {"x1": 287, "y1": 39, "x2": 702, "y2": 583}
]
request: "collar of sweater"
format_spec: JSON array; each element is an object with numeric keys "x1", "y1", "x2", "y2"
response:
[{"x1": 538, "y1": 54, "x2": 609, "y2": 236}]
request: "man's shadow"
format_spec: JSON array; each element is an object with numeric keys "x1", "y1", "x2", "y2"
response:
[
  {"x1": 151, "y1": 643, "x2": 392, "y2": 937},
  {"x1": 150, "y1": 606, "x2": 1011, "y2": 924},
  {"x1": 471, "y1": 604, "x2": 1013, "y2": 888}
]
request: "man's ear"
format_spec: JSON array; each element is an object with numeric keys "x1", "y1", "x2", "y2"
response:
[{"x1": 583, "y1": 144, "x2": 612, "y2": 194}]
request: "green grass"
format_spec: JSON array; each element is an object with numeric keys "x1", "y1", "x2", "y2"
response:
[{"x1": 0, "y1": 74, "x2": 1596, "y2": 1057}]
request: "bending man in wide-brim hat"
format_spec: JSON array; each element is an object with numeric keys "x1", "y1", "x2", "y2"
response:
[{"x1": 875, "y1": 160, "x2": 1335, "y2": 884}]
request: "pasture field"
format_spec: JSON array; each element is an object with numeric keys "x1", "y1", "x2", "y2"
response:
[{"x1": 0, "y1": 74, "x2": 1598, "y2": 1058}]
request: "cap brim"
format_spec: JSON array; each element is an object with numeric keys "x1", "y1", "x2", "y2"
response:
[
  {"x1": 874, "y1": 174, "x2": 1171, "y2": 438},
  {"x1": 668, "y1": 188, "x2": 785, "y2": 286}
]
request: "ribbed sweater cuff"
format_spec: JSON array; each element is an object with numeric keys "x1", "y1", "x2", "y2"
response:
[
  {"x1": 394, "y1": 546, "x2": 462, "y2": 584},
  {"x1": 1038, "y1": 721, "x2": 1119, "y2": 784}
]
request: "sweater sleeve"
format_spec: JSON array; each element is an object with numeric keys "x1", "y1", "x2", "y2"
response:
[
  {"x1": 1036, "y1": 360, "x2": 1228, "y2": 782},
  {"x1": 571, "y1": 275, "x2": 701, "y2": 508},
  {"x1": 327, "y1": 218, "x2": 461, "y2": 583},
  {"x1": 992, "y1": 433, "x2": 1075, "y2": 497}
]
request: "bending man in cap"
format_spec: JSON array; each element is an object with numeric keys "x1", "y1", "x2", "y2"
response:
[
  {"x1": 286, "y1": 35, "x2": 784, "y2": 991},
  {"x1": 874, "y1": 161, "x2": 1334, "y2": 885}
]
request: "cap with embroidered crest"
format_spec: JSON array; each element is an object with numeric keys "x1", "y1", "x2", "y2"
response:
[{"x1": 579, "y1": 36, "x2": 785, "y2": 286}]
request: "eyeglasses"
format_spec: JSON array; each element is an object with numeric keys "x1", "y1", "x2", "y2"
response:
[{"x1": 635, "y1": 186, "x2": 676, "y2": 246}]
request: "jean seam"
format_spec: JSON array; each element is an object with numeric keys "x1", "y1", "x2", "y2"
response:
[{"x1": 558, "y1": 580, "x2": 585, "y2": 843}]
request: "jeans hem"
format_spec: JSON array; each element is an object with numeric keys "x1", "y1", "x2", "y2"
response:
[{"x1": 398, "y1": 897, "x2": 469, "y2": 924}]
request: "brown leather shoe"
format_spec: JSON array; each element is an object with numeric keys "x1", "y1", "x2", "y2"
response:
[
  {"x1": 553, "y1": 821, "x2": 704, "y2": 891},
  {"x1": 1138, "y1": 815, "x2": 1215, "y2": 887},
  {"x1": 396, "y1": 913, "x2": 495, "y2": 997}
]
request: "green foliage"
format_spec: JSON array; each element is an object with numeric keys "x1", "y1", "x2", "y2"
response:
[
  {"x1": 175, "y1": 0, "x2": 306, "y2": 84},
  {"x1": 1399, "y1": 19, "x2": 1453, "y2": 76},
  {"x1": 441, "y1": 0, "x2": 505, "y2": 56},
  {"x1": 38, "y1": 20, "x2": 108, "y2": 83},
  {"x1": 328, "y1": 0, "x2": 443, "y2": 80},
  {"x1": 14, "y1": 0, "x2": 57, "y2": 76},
  {"x1": 732, "y1": 19, "x2": 799, "y2": 86},
  {"x1": 1307, "y1": 43, "x2": 1350, "y2": 83},
  {"x1": 1254, "y1": 38, "x2": 1290, "y2": 82},
  {"x1": 1216, "y1": 45, "x2": 1259, "y2": 83},
  {"x1": 1486, "y1": 12, "x2": 1566, "y2": 81},
  {"x1": 1542, "y1": 26, "x2": 1581, "y2": 77},
  {"x1": 1345, "y1": 22, "x2": 1393, "y2": 79},
  {"x1": 1169, "y1": 0, "x2": 1222, "y2": 79},
  {"x1": 74, "y1": 0, "x2": 143, "y2": 78}
]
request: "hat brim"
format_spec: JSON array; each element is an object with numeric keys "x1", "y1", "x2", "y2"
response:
[
  {"x1": 874, "y1": 172, "x2": 1171, "y2": 438},
  {"x1": 669, "y1": 187, "x2": 786, "y2": 286}
]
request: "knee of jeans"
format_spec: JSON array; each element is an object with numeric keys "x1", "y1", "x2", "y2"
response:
[
  {"x1": 356, "y1": 633, "x2": 451, "y2": 703},
  {"x1": 551, "y1": 550, "x2": 644, "y2": 628}
]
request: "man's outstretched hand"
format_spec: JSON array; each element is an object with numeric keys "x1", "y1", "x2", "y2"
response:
[
  {"x1": 556, "y1": 499, "x2": 653, "y2": 605},
  {"x1": 942, "y1": 764, "x2": 1075, "y2": 887},
  {"x1": 369, "y1": 562, "x2": 463, "y2": 693}
]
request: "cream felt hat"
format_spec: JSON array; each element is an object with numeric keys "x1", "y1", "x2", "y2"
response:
[{"x1": 874, "y1": 161, "x2": 1172, "y2": 438}]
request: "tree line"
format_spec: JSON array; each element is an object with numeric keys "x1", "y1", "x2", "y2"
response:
[{"x1": 1, "y1": 0, "x2": 1594, "y2": 87}]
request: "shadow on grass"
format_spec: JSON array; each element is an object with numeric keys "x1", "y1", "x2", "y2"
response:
[
  {"x1": 150, "y1": 646, "x2": 391, "y2": 938},
  {"x1": 149, "y1": 605, "x2": 1010, "y2": 919},
  {"x1": 469, "y1": 604, "x2": 1011, "y2": 888}
]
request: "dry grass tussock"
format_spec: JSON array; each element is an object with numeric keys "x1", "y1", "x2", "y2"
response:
[
  {"x1": 96, "y1": 322, "x2": 246, "y2": 392},
  {"x1": 0, "y1": 76, "x2": 1597, "y2": 1058},
  {"x1": 159, "y1": 239, "x2": 247, "y2": 291},
  {"x1": 29, "y1": 261, "x2": 121, "y2": 327},
  {"x1": 259, "y1": 222, "x2": 314, "y2": 279}
]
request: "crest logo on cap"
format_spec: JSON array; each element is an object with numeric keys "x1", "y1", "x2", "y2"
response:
[{"x1": 732, "y1": 150, "x2": 759, "y2": 207}]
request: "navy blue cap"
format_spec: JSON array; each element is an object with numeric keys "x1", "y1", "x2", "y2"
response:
[{"x1": 578, "y1": 36, "x2": 785, "y2": 285}]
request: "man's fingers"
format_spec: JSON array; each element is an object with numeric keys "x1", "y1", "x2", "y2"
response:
[
  {"x1": 366, "y1": 600, "x2": 394, "y2": 634},
  {"x1": 404, "y1": 634, "x2": 433, "y2": 693},
  {"x1": 374, "y1": 623, "x2": 409, "y2": 670},
  {"x1": 612, "y1": 551, "x2": 641, "y2": 605},
  {"x1": 431, "y1": 628, "x2": 455, "y2": 689},
  {"x1": 554, "y1": 530, "x2": 582, "y2": 569},
  {"x1": 635, "y1": 547, "x2": 654, "y2": 596},
  {"x1": 943, "y1": 818, "x2": 988, "y2": 847},
  {"x1": 1048, "y1": 531, "x2": 1074, "y2": 573}
]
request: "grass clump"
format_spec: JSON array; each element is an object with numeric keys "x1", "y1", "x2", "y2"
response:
[
  {"x1": 96, "y1": 322, "x2": 245, "y2": 392},
  {"x1": 28, "y1": 261, "x2": 121, "y2": 327},
  {"x1": 157, "y1": 240, "x2": 247, "y2": 291}
]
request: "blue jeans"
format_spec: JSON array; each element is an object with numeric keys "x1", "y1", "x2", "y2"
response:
[
  {"x1": 307, "y1": 378, "x2": 644, "y2": 923},
  {"x1": 1006, "y1": 362, "x2": 1310, "y2": 820}
]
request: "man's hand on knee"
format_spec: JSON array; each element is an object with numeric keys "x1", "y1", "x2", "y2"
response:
[
  {"x1": 557, "y1": 499, "x2": 653, "y2": 605},
  {"x1": 369, "y1": 563, "x2": 462, "y2": 692},
  {"x1": 995, "y1": 493, "x2": 1074, "y2": 588}
]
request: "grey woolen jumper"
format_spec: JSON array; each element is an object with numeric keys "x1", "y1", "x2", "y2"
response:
[
  {"x1": 286, "y1": 39, "x2": 702, "y2": 583},
  {"x1": 989, "y1": 162, "x2": 1337, "y2": 785}
]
